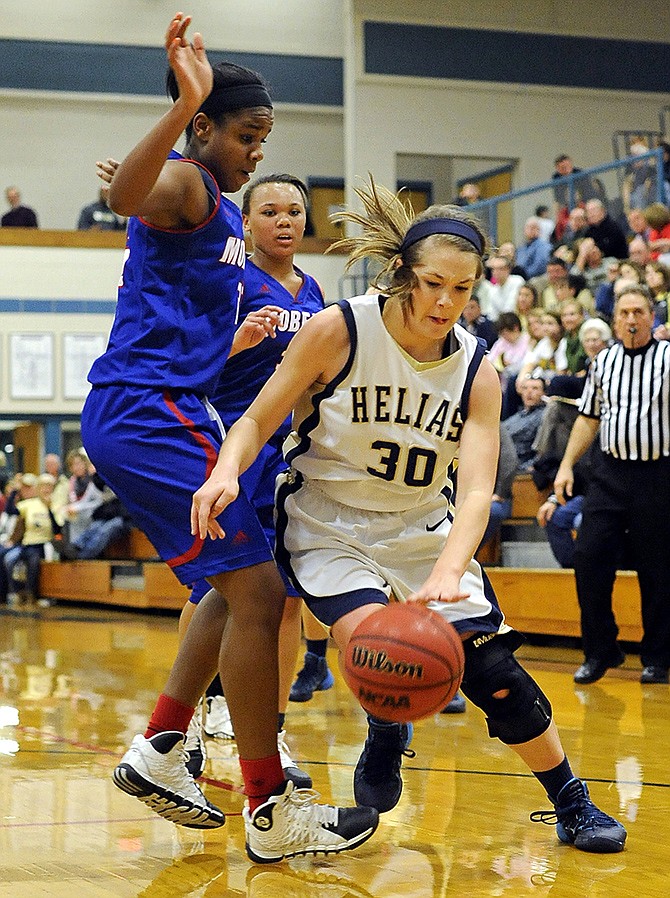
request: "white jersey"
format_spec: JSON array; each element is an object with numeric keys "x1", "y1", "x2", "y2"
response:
[{"x1": 285, "y1": 294, "x2": 486, "y2": 513}]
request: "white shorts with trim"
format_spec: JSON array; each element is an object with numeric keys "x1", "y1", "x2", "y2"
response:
[{"x1": 277, "y1": 476, "x2": 504, "y2": 629}]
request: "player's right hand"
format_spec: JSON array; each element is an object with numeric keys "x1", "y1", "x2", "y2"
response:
[
  {"x1": 165, "y1": 13, "x2": 213, "y2": 112},
  {"x1": 191, "y1": 471, "x2": 239, "y2": 540}
]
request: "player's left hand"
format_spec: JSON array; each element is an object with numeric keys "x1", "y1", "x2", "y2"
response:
[
  {"x1": 96, "y1": 158, "x2": 121, "y2": 201},
  {"x1": 231, "y1": 305, "x2": 283, "y2": 355}
]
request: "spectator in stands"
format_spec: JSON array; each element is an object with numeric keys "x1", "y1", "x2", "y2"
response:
[
  {"x1": 503, "y1": 373, "x2": 547, "y2": 471},
  {"x1": 558, "y1": 206, "x2": 588, "y2": 248},
  {"x1": 531, "y1": 255, "x2": 570, "y2": 311},
  {"x1": 58, "y1": 473, "x2": 131, "y2": 559},
  {"x1": 77, "y1": 187, "x2": 127, "y2": 231},
  {"x1": 627, "y1": 235, "x2": 652, "y2": 268},
  {"x1": 554, "y1": 270, "x2": 594, "y2": 317},
  {"x1": 476, "y1": 255, "x2": 525, "y2": 321},
  {"x1": 488, "y1": 311, "x2": 531, "y2": 392},
  {"x1": 643, "y1": 202, "x2": 670, "y2": 262},
  {"x1": 478, "y1": 423, "x2": 519, "y2": 554},
  {"x1": 458, "y1": 295, "x2": 498, "y2": 348},
  {"x1": 584, "y1": 199, "x2": 629, "y2": 261},
  {"x1": 497, "y1": 241, "x2": 528, "y2": 278},
  {"x1": 525, "y1": 307, "x2": 545, "y2": 345},
  {"x1": 1, "y1": 186, "x2": 38, "y2": 228},
  {"x1": 645, "y1": 261, "x2": 670, "y2": 336},
  {"x1": 594, "y1": 260, "x2": 642, "y2": 324},
  {"x1": 514, "y1": 281, "x2": 540, "y2": 330},
  {"x1": 552, "y1": 243, "x2": 577, "y2": 267},
  {"x1": 5, "y1": 473, "x2": 57, "y2": 606},
  {"x1": 535, "y1": 205, "x2": 556, "y2": 243},
  {"x1": 571, "y1": 238, "x2": 617, "y2": 293},
  {"x1": 622, "y1": 142, "x2": 656, "y2": 214},
  {"x1": 516, "y1": 311, "x2": 565, "y2": 387},
  {"x1": 557, "y1": 299, "x2": 588, "y2": 373},
  {"x1": 453, "y1": 181, "x2": 481, "y2": 206},
  {"x1": 537, "y1": 488, "x2": 584, "y2": 570},
  {"x1": 551, "y1": 155, "x2": 603, "y2": 241},
  {"x1": 533, "y1": 318, "x2": 612, "y2": 475},
  {"x1": 627, "y1": 208, "x2": 651, "y2": 242},
  {"x1": 516, "y1": 217, "x2": 553, "y2": 279},
  {"x1": 555, "y1": 287, "x2": 670, "y2": 685},
  {"x1": 43, "y1": 453, "x2": 70, "y2": 528},
  {"x1": 63, "y1": 451, "x2": 103, "y2": 542}
]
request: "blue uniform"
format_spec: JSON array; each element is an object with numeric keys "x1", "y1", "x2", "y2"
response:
[
  {"x1": 190, "y1": 259, "x2": 324, "y2": 602},
  {"x1": 82, "y1": 153, "x2": 272, "y2": 584}
]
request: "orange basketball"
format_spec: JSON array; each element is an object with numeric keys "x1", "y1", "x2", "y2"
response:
[{"x1": 343, "y1": 603, "x2": 465, "y2": 723}]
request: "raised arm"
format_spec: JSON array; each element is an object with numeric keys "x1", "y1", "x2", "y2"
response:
[
  {"x1": 107, "y1": 14, "x2": 213, "y2": 226},
  {"x1": 191, "y1": 304, "x2": 349, "y2": 538}
]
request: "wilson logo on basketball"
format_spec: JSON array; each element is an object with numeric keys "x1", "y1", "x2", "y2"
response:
[{"x1": 350, "y1": 646, "x2": 424, "y2": 680}]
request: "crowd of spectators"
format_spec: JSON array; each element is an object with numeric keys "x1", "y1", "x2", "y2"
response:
[
  {"x1": 460, "y1": 148, "x2": 670, "y2": 566},
  {"x1": 0, "y1": 449, "x2": 131, "y2": 606}
]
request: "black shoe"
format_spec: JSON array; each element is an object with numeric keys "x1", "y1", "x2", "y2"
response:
[
  {"x1": 573, "y1": 652, "x2": 625, "y2": 685},
  {"x1": 289, "y1": 652, "x2": 334, "y2": 702},
  {"x1": 440, "y1": 691, "x2": 466, "y2": 713},
  {"x1": 531, "y1": 778, "x2": 627, "y2": 853},
  {"x1": 640, "y1": 665, "x2": 669, "y2": 684},
  {"x1": 353, "y1": 719, "x2": 414, "y2": 812}
]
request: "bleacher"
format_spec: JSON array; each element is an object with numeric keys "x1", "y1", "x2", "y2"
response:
[
  {"x1": 38, "y1": 528, "x2": 190, "y2": 611},
  {"x1": 37, "y1": 481, "x2": 643, "y2": 642}
]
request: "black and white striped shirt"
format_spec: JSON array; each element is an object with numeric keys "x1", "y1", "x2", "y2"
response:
[{"x1": 579, "y1": 339, "x2": 670, "y2": 461}]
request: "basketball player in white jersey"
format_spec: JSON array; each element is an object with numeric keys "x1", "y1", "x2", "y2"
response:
[{"x1": 192, "y1": 178, "x2": 626, "y2": 854}]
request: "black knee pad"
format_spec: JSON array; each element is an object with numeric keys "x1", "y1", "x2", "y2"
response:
[{"x1": 460, "y1": 632, "x2": 552, "y2": 745}]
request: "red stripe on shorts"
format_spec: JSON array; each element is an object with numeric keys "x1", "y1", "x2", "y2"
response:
[{"x1": 162, "y1": 390, "x2": 219, "y2": 569}]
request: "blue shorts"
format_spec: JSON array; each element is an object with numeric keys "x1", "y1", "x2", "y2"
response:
[
  {"x1": 189, "y1": 436, "x2": 298, "y2": 603},
  {"x1": 81, "y1": 384, "x2": 273, "y2": 585}
]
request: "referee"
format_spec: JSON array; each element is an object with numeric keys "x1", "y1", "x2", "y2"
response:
[{"x1": 554, "y1": 286, "x2": 670, "y2": 685}]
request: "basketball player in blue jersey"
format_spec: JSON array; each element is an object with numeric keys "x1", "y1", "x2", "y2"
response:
[
  {"x1": 81, "y1": 13, "x2": 377, "y2": 864},
  {"x1": 192, "y1": 178, "x2": 627, "y2": 854},
  {"x1": 184, "y1": 174, "x2": 330, "y2": 787}
]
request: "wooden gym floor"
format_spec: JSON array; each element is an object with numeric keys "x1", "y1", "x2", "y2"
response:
[{"x1": 1, "y1": 602, "x2": 668, "y2": 897}]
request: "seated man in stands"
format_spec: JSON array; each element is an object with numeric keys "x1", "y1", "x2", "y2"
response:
[
  {"x1": 58, "y1": 473, "x2": 132, "y2": 560},
  {"x1": 503, "y1": 372, "x2": 547, "y2": 472},
  {"x1": 516, "y1": 216, "x2": 553, "y2": 279},
  {"x1": 457, "y1": 295, "x2": 498, "y2": 348},
  {"x1": 571, "y1": 238, "x2": 618, "y2": 293}
]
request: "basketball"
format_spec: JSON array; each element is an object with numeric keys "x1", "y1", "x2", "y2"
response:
[{"x1": 343, "y1": 603, "x2": 465, "y2": 724}]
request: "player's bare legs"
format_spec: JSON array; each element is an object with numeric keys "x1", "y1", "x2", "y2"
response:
[{"x1": 208, "y1": 563, "x2": 285, "y2": 759}]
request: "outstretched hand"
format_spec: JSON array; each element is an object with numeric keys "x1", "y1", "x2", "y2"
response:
[
  {"x1": 231, "y1": 305, "x2": 283, "y2": 355},
  {"x1": 165, "y1": 12, "x2": 213, "y2": 111},
  {"x1": 191, "y1": 470, "x2": 239, "y2": 540}
]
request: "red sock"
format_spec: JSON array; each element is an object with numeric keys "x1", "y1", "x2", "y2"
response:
[
  {"x1": 144, "y1": 693, "x2": 194, "y2": 738},
  {"x1": 239, "y1": 753, "x2": 285, "y2": 812}
]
